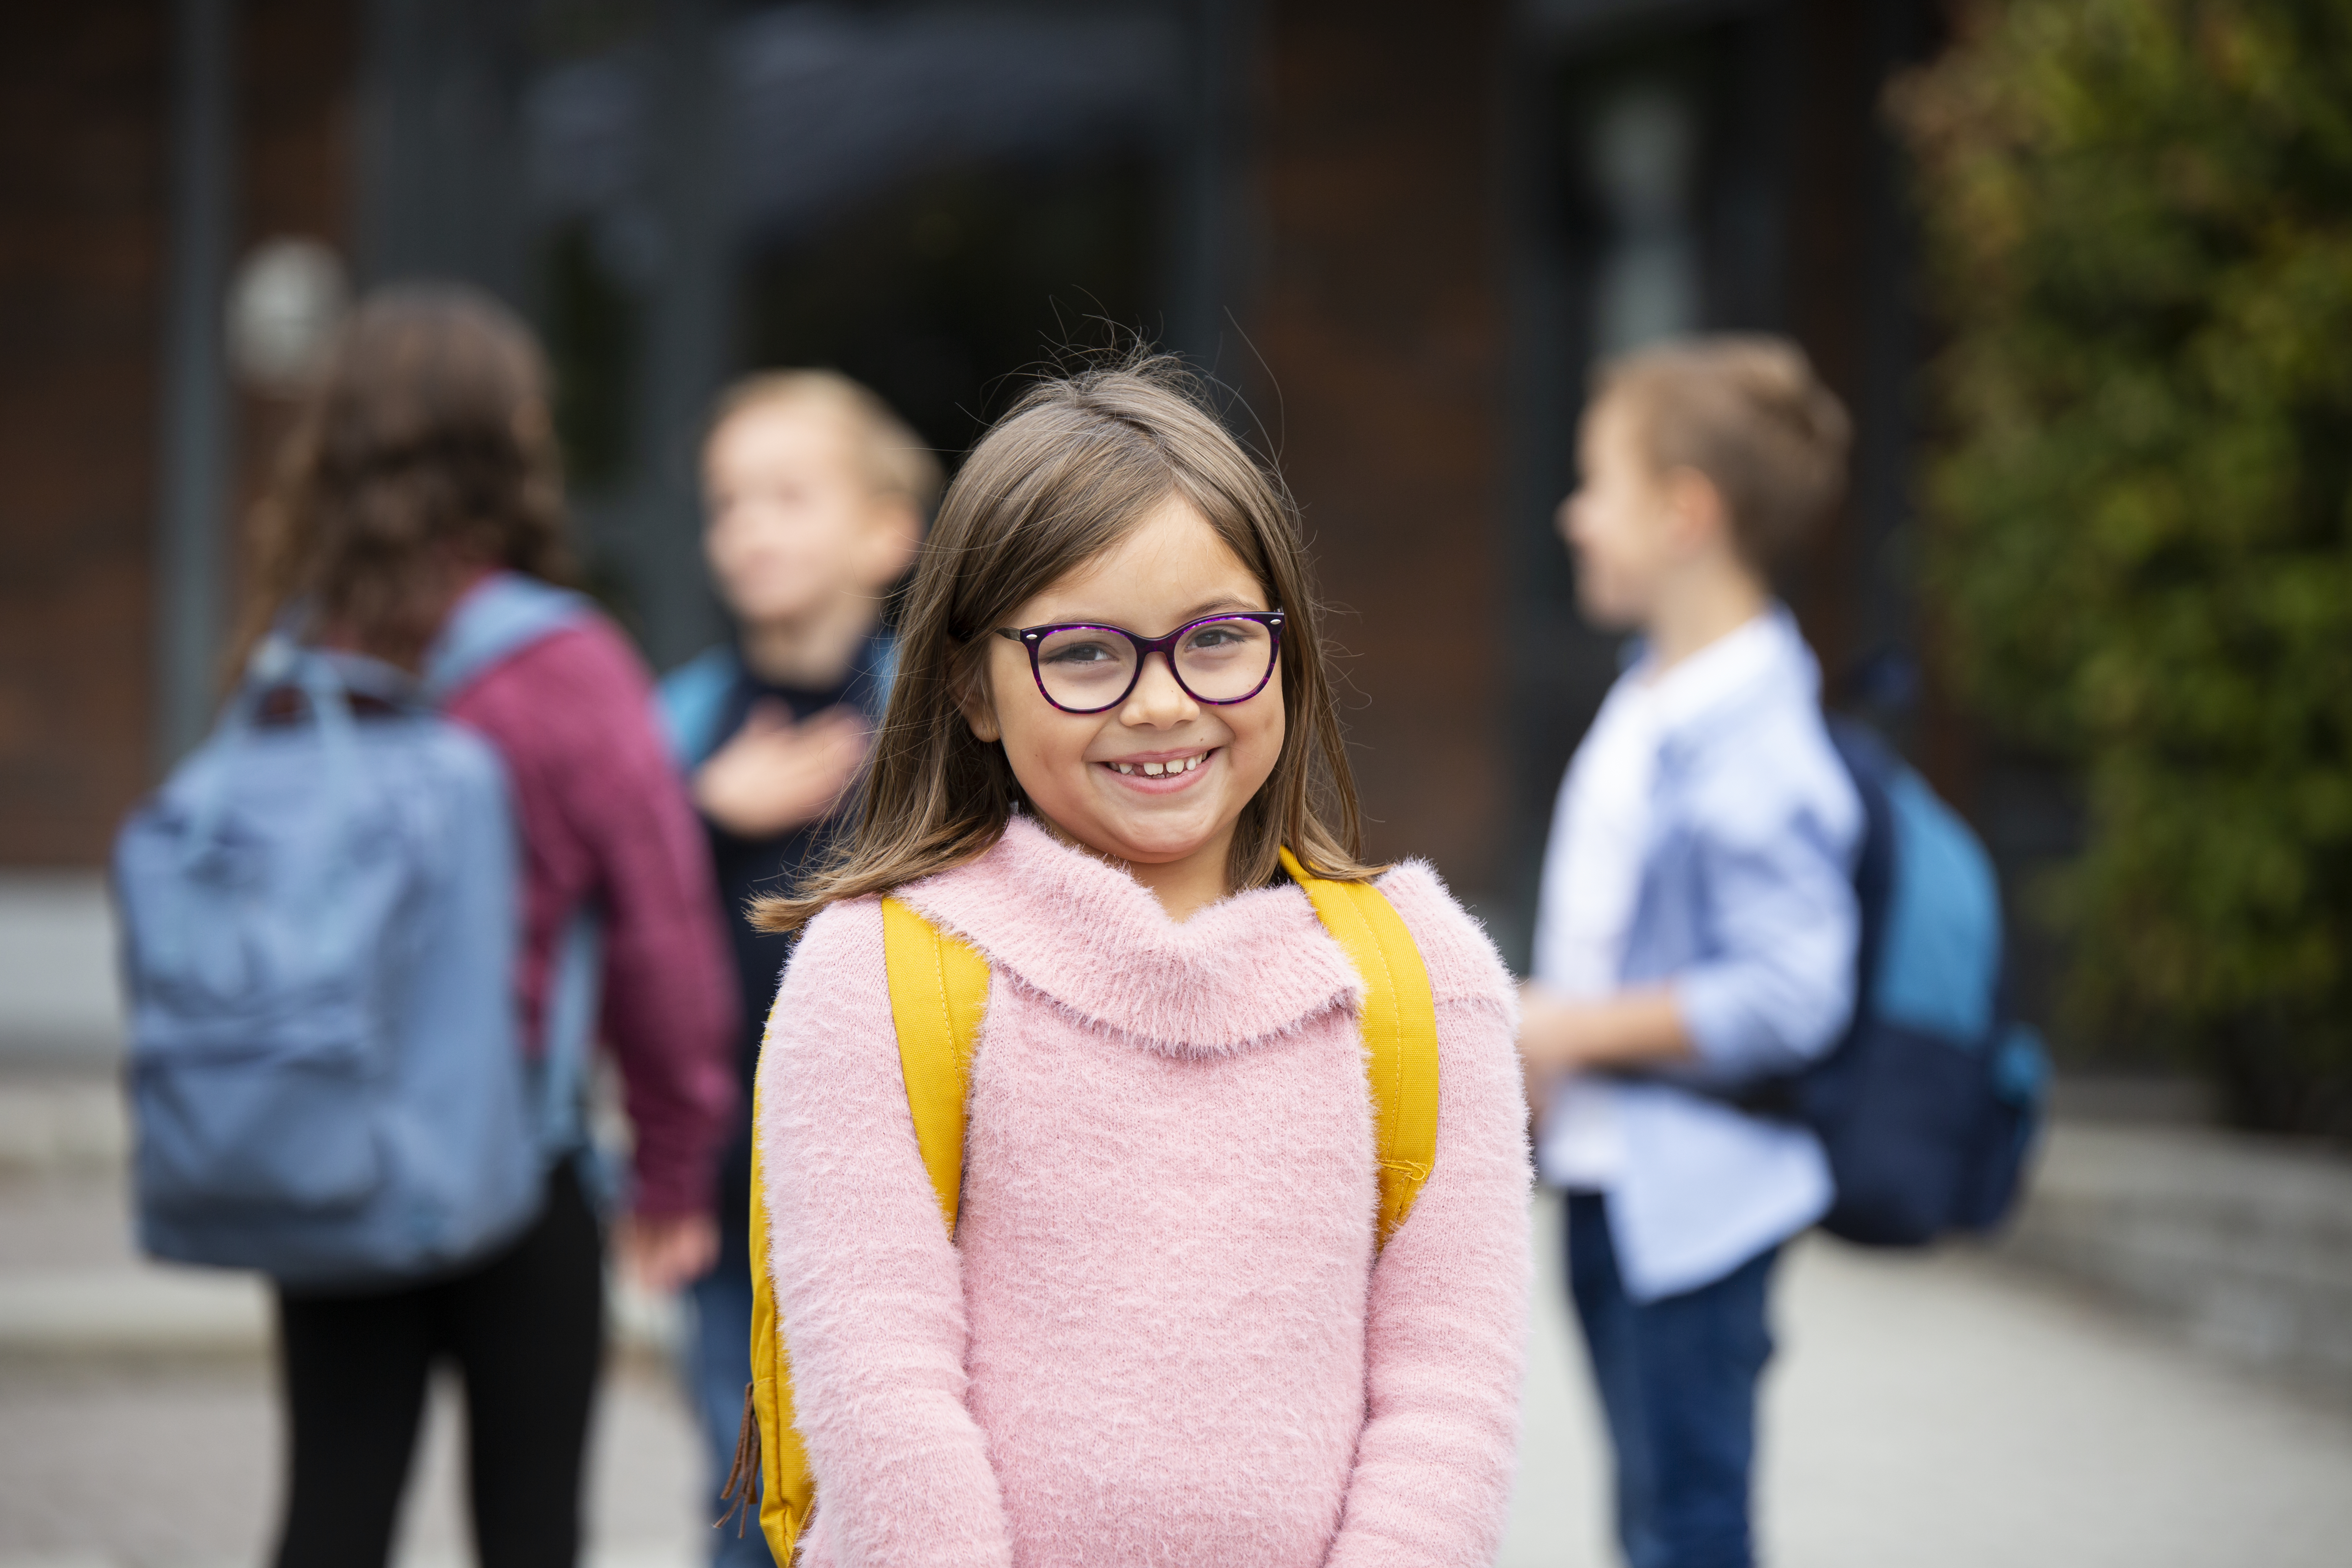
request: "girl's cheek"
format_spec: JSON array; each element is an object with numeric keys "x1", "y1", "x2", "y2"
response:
[{"x1": 1236, "y1": 698, "x2": 1285, "y2": 782}]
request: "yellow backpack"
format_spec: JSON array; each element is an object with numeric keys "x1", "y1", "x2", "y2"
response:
[{"x1": 722, "y1": 849, "x2": 1441, "y2": 1563}]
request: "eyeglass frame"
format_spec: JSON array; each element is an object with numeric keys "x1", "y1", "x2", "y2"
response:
[{"x1": 991, "y1": 610, "x2": 1286, "y2": 715}]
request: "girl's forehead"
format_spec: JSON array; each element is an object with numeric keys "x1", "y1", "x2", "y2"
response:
[{"x1": 1016, "y1": 497, "x2": 1269, "y2": 625}]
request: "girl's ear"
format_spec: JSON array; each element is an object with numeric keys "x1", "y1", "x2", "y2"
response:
[{"x1": 957, "y1": 660, "x2": 1003, "y2": 744}]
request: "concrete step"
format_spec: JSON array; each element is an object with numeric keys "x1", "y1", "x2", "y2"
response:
[
  {"x1": 0, "y1": 874, "x2": 124, "y2": 1071},
  {"x1": 2000, "y1": 1120, "x2": 2352, "y2": 1398},
  {"x1": 0, "y1": 1078, "x2": 127, "y2": 1179},
  {"x1": 0, "y1": 1264, "x2": 267, "y2": 1359},
  {"x1": 0, "y1": 1155, "x2": 682, "y2": 1363},
  {"x1": 0, "y1": 1551, "x2": 694, "y2": 1568},
  {"x1": 0, "y1": 1251, "x2": 683, "y2": 1364}
]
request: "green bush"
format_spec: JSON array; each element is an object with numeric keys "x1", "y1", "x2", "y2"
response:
[{"x1": 1895, "y1": 0, "x2": 2352, "y2": 1135}]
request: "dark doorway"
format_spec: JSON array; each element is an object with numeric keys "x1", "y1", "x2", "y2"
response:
[
  {"x1": 1499, "y1": 3, "x2": 1801, "y2": 964},
  {"x1": 740, "y1": 154, "x2": 1161, "y2": 470}
]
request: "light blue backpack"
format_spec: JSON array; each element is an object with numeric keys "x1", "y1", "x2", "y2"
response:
[{"x1": 115, "y1": 574, "x2": 603, "y2": 1288}]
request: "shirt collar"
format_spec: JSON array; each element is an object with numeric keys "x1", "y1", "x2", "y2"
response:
[{"x1": 1631, "y1": 605, "x2": 1818, "y2": 743}]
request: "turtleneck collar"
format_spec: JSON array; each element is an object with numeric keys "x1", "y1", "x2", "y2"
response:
[{"x1": 894, "y1": 815, "x2": 1361, "y2": 1058}]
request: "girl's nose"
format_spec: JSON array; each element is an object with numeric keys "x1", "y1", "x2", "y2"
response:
[{"x1": 1119, "y1": 651, "x2": 1198, "y2": 728}]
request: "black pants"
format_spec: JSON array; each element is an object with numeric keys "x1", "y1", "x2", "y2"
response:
[{"x1": 272, "y1": 1164, "x2": 605, "y2": 1568}]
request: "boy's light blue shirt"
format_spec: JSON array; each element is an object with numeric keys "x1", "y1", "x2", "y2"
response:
[{"x1": 1535, "y1": 608, "x2": 1863, "y2": 1301}]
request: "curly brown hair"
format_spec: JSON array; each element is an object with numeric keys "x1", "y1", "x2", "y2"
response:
[{"x1": 233, "y1": 284, "x2": 577, "y2": 675}]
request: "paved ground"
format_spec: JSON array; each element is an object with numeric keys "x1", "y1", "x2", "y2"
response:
[
  {"x1": 1504, "y1": 1195, "x2": 2352, "y2": 1568},
  {"x1": 7, "y1": 1172, "x2": 2351, "y2": 1568},
  {"x1": 0, "y1": 1167, "x2": 706, "y2": 1568}
]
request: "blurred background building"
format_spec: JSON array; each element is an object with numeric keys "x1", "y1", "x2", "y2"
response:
[{"x1": 4, "y1": 0, "x2": 1955, "y2": 974}]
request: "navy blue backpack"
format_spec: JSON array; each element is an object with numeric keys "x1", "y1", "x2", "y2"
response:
[
  {"x1": 1761, "y1": 721, "x2": 2048, "y2": 1247},
  {"x1": 115, "y1": 574, "x2": 604, "y2": 1288}
]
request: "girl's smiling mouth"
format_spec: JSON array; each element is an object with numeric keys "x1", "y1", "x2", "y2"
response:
[{"x1": 1101, "y1": 747, "x2": 1216, "y2": 783}]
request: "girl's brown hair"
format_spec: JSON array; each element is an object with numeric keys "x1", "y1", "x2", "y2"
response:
[
  {"x1": 754, "y1": 354, "x2": 1372, "y2": 932},
  {"x1": 233, "y1": 284, "x2": 576, "y2": 674}
]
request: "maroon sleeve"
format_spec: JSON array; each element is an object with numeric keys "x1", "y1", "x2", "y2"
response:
[{"x1": 445, "y1": 616, "x2": 739, "y2": 1218}]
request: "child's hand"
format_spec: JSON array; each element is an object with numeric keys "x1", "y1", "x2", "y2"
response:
[
  {"x1": 1518, "y1": 983, "x2": 1587, "y2": 1074},
  {"x1": 1517, "y1": 981, "x2": 1694, "y2": 1072},
  {"x1": 615, "y1": 1208, "x2": 720, "y2": 1295},
  {"x1": 694, "y1": 700, "x2": 871, "y2": 838}
]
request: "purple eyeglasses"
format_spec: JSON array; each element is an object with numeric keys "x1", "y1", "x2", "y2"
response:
[{"x1": 994, "y1": 610, "x2": 1285, "y2": 714}]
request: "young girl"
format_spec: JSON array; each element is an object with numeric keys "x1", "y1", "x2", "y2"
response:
[
  {"x1": 753, "y1": 358, "x2": 1530, "y2": 1568},
  {"x1": 235, "y1": 286, "x2": 736, "y2": 1568}
]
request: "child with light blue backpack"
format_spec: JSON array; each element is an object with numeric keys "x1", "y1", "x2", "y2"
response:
[{"x1": 117, "y1": 287, "x2": 736, "y2": 1568}]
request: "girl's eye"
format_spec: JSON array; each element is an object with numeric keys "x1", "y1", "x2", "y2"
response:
[
  {"x1": 1040, "y1": 637, "x2": 1121, "y2": 666},
  {"x1": 1183, "y1": 620, "x2": 1263, "y2": 653}
]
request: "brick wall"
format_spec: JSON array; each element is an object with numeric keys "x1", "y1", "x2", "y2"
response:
[
  {"x1": 0, "y1": 0, "x2": 354, "y2": 867},
  {"x1": 0, "y1": 3, "x2": 168, "y2": 866},
  {"x1": 1251, "y1": 0, "x2": 1510, "y2": 900},
  {"x1": 231, "y1": 0, "x2": 357, "y2": 620}
]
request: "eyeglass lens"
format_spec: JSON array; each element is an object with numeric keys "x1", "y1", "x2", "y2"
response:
[{"x1": 1034, "y1": 617, "x2": 1275, "y2": 711}]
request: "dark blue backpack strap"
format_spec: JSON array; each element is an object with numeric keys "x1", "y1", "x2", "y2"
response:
[
  {"x1": 1727, "y1": 717, "x2": 1897, "y2": 1125},
  {"x1": 1823, "y1": 716, "x2": 1901, "y2": 1032}
]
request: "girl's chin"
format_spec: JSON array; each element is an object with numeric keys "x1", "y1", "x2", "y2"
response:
[
  {"x1": 1084, "y1": 805, "x2": 1232, "y2": 869},
  {"x1": 1029, "y1": 795, "x2": 1220, "y2": 862}
]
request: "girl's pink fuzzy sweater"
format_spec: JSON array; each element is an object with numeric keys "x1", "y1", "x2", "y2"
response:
[{"x1": 758, "y1": 817, "x2": 1531, "y2": 1568}]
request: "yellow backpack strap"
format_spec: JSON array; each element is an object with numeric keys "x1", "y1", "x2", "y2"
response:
[
  {"x1": 882, "y1": 897, "x2": 992, "y2": 1230},
  {"x1": 738, "y1": 1068, "x2": 806, "y2": 1558},
  {"x1": 731, "y1": 898, "x2": 988, "y2": 1564},
  {"x1": 1278, "y1": 847, "x2": 1441, "y2": 1247}
]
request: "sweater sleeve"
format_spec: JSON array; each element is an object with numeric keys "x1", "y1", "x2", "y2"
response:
[
  {"x1": 561, "y1": 631, "x2": 738, "y2": 1217},
  {"x1": 1670, "y1": 783, "x2": 1861, "y2": 1080},
  {"x1": 1326, "y1": 863, "x2": 1533, "y2": 1568},
  {"x1": 449, "y1": 618, "x2": 738, "y2": 1218},
  {"x1": 758, "y1": 900, "x2": 1014, "y2": 1568}
]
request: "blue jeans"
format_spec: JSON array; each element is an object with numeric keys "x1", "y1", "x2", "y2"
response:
[
  {"x1": 687, "y1": 1264, "x2": 777, "y2": 1568},
  {"x1": 1565, "y1": 1193, "x2": 1777, "y2": 1568}
]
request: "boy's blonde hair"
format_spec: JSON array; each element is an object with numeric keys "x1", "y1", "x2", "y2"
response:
[
  {"x1": 708, "y1": 369, "x2": 945, "y2": 513},
  {"x1": 1595, "y1": 335, "x2": 1852, "y2": 565}
]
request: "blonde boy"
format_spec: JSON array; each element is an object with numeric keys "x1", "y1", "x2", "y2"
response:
[
  {"x1": 1519, "y1": 337, "x2": 1860, "y2": 1568},
  {"x1": 658, "y1": 371, "x2": 940, "y2": 1568}
]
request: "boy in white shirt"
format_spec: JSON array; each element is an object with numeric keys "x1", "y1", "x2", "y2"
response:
[{"x1": 1519, "y1": 337, "x2": 1862, "y2": 1568}]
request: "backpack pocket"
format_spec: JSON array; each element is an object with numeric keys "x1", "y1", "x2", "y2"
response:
[
  {"x1": 133, "y1": 1023, "x2": 387, "y2": 1216},
  {"x1": 118, "y1": 762, "x2": 414, "y2": 1221}
]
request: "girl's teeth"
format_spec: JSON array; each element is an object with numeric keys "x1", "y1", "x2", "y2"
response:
[{"x1": 1112, "y1": 753, "x2": 1204, "y2": 777}]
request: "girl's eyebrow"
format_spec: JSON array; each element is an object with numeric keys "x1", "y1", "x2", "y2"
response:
[
  {"x1": 1039, "y1": 595, "x2": 1268, "y2": 627},
  {"x1": 1175, "y1": 595, "x2": 1266, "y2": 619}
]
